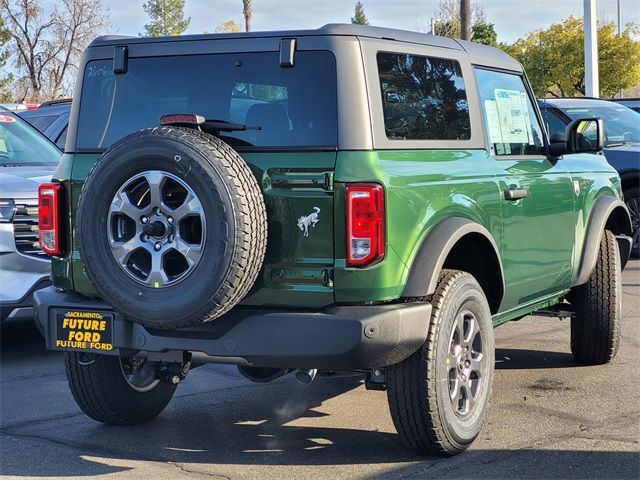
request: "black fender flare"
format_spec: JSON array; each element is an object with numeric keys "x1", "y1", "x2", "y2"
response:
[
  {"x1": 401, "y1": 217, "x2": 505, "y2": 306},
  {"x1": 572, "y1": 196, "x2": 632, "y2": 287}
]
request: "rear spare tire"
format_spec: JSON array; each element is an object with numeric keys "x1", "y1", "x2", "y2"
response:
[{"x1": 77, "y1": 127, "x2": 267, "y2": 329}]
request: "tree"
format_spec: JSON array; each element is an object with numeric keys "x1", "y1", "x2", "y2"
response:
[
  {"x1": 0, "y1": 15, "x2": 12, "y2": 101},
  {"x1": 142, "y1": 0, "x2": 190, "y2": 37},
  {"x1": 351, "y1": 1, "x2": 369, "y2": 26},
  {"x1": 503, "y1": 17, "x2": 640, "y2": 98},
  {"x1": 471, "y1": 22, "x2": 497, "y2": 46},
  {"x1": 1, "y1": 0, "x2": 111, "y2": 101},
  {"x1": 215, "y1": 20, "x2": 240, "y2": 33},
  {"x1": 242, "y1": 0, "x2": 252, "y2": 32},
  {"x1": 432, "y1": 0, "x2": 485, "y2": 30},
  {"x1": 431, "y1": 0, "x2": 489, "y2": 43}
]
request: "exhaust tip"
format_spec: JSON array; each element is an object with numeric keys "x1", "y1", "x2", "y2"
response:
[{"x1": 295, "y1": 368, "x2": 317, "y2": 385}]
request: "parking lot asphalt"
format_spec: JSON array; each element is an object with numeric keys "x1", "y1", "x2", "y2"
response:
[{"x1": 1, "y1": 260, "x2": 639, "y2": 480}]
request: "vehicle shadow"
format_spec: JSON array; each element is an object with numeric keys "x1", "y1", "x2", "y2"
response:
[{"x1": 494, "y1": 348, "x2": 580, "y2": 370}]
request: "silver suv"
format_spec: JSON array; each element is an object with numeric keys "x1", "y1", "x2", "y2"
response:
[{"x1": 0, "y1": 110, "x2": 60, "y2": 321}]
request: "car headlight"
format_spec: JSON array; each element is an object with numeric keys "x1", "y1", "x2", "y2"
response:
[{"x1": 0, "y1": 199, "x2": 16, "y2": 223}]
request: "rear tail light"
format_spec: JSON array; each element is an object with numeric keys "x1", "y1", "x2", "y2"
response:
[
  {"x1": 38, "y1": 183, "x2": 61, "y2": 255},
  {"x1": 346, "y1": 183, "x2": 385, "y2": 267}
]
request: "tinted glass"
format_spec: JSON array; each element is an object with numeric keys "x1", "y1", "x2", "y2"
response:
[
  {"x1": 22, "y1": 114, "x2": 57, "y2": 132},
  {"x1": 77, "y1": 51, "x2": 337, "y2": 150},
  {"x1": 560, "y1": 105, "x2": 640, "y2": 144},
  {"x1": 55, "y1": 126, "x2": 68, "y2": 149},
  {"x1": 540, "y1": 108, "x2": 568, "y2": 138},
  {"x1": 377, "y1": 52, "x2": 470, "y2": 140},
  {"x1": 475, "y1": 68, "x2": 545, "y2": 156},
  {"x1": 0, "y1": 113, "x2": 61, "y2": 165}
]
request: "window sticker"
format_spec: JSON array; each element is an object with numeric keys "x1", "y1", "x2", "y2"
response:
[
  {"x1": 483, "y1": 100, "x2": 503, "y2": 144},
  {"x1": 494, "y1": 88, "x2": 531, "y2": 144}
]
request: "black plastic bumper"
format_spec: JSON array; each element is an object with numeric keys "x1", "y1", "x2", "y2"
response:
[{"x1": 33, "y1": 286, "x2": 431, "y2": 370}]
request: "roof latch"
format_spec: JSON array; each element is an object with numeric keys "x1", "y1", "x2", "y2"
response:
[
  {"x1": 279, "y1": 38, "x2": 296, "y2": 68},
  {"x1": 113, "y1": 46, "x2": 128, "y2": 74}
]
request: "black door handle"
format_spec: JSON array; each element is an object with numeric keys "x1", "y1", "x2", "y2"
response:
[{"x1": 504, "y1": 189, "x2": 529, "y2": 201}]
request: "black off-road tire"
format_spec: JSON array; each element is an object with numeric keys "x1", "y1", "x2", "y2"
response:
[
  {"x1": 77, "y1": 127, "x2": 267, "y2": 329},
  {"x1": 386, "y1": 270, "x2": 495, "y2": 456},
  {"x1": 570, "y1": 229, "x2": 622, "y2": 364},
  {"x1": 64, "y1": 352, "x2": 176, "y2": 425}
]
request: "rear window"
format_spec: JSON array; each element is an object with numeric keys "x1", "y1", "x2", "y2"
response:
[{"x1": 76, "y1": 51, "x2": 337, "y2": 150}]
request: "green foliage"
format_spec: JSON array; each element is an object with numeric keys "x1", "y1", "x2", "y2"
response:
[
  {"x1": 0, "y1": 15, "x2": 12, "y2": 101},
  {"x1": 142, "y1": 0, "x2": 190, "y2": 37},
  {"x1": 215, "y1": 20, "x2": 240, "y2": 33},
  {"x1": 351, "y1": 1, "x2": 369, "y2": 26},
  {"x1": 471, "y1": 22, "x2": 497, "y2": 46},
  {"x1": 503, "y1": 16, "x2": 640, "y2": 98}
]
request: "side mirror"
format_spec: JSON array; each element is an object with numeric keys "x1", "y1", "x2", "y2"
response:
[
  {"x1": 547, "y1": 117, "x2": 604, "y2": 159},
  {"x1": 566, "y1": 117, "x2": 604, "y2": 153}
]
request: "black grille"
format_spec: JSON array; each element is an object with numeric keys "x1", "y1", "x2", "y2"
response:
[{"x1": 13, "y1": 201, "x2": 45, "y2": 257}]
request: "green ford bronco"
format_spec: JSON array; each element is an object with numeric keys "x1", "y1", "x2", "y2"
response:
[{"x1": 35, "y1": 24, "x2": 632, "y2": 456}]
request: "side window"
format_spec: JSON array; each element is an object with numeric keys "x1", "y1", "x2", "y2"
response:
[
  {"x1": 474, "y1": 68, "x2": 545, "y2": 156},
  {"x1": 377, "y1": 52, "x2": 471, "y2": 140},
  {"x1": 55, "y1": 126, "x2": 68, "y2": 150},
  {"x1": 540, "y1": 108, "x2": 568, "y2": 137}
]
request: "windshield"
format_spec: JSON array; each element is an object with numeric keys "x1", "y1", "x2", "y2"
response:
[
  {"x1": 76, "y1": 51, "x2": 338, "y2": 150},
  {"x1": 0, "y1": 113, "x2": 61, "y2": 166},
  {"x1": 562, "y1": 105, "x2": 640, "y2": 145}
]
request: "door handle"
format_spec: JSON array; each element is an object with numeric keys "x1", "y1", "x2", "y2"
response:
[{"x1": 504, "y1": 189, "x2": 529, "y2": 201}]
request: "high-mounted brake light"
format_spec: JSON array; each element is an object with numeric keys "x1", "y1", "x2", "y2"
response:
[
  {"x1": 38, "y1": 183, "x2": 61, "y2": 255},
  {"x1": 346, "y1": 183, "x2": 385, "y2": 267},
  {"x1": 160, "y1": 113, "x2": 205, "y2": 126}
]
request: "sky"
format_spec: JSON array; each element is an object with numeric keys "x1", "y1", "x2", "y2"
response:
[{"x1": 103, "y1": 0, "x2": 640, "y2": 43}]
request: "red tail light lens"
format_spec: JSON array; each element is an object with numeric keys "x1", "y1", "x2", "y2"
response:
[
  {"x1": 346, "y1": 183, "x2": 385, "y2": 267},
  {"x1": 38, "y1": 183, "x2": 61, "y2": 255}
]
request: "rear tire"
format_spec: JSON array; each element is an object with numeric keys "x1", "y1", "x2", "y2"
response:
[
  {"x1": 386, "y1": 270, "x2": 495, "y2": 456},
  {"x1": 570, "y1": 229, "x2": 622, "y2": 364},
  {"x1": 64, "y1": 352, "x2": 177, "y2": 425}
]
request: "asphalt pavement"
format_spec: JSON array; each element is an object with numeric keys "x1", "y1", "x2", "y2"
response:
[{"x1": 1, "y1": 261, "x2": 639, "y2": 480}]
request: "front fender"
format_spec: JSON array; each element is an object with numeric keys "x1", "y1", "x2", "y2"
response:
[{"x1": 573, "y1": 196, "x2": 632, "y2": 287}]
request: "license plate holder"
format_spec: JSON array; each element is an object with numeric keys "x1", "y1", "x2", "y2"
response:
[{"x1": 54, "y1": 310, "x2": 114, "y2": 352}]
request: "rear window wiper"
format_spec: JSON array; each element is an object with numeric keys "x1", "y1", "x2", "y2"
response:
[
  {"x1": 160, "y1": 114, "x2": 261, "y2": 133},
  {"x1": 203, "y1": 119, "x2": 261, "y2": 132}
]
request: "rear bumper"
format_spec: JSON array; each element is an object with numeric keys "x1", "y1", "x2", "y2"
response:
[{"x1": 34, "y1": 287, "x2": 430, "y2": 370}]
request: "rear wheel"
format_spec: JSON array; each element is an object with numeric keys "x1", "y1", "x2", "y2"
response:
[
  {"x1": 64, "y1": 352, "x2": 177, "y2": 425},
  {"x1": 386, "y1": 270, "x2": 495, "y2": 456},
  {"x1": 570, "y1": 229, "x2": 622, "y2": 364}
]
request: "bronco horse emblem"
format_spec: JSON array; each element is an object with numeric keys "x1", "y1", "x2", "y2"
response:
[{"x1": 297, "y1": 207, "x2": 320, "y2": 237}]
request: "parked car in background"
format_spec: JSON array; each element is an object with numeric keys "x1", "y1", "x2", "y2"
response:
[
  {"x1": 0, "y1": 103, "x2": 39, "y2": 112},
  {"x1": 613, "y1": 98, "x2": 640, "y2": 113},
  {"x1": 539, "y1": 98, "x2": 640, "y2": 257},
  {"x1": 18, "y1": 99, "x2": 71, "y2": 150},
  {"x1": 0, "y1": 109, "x2": 61, "y2": 321}
]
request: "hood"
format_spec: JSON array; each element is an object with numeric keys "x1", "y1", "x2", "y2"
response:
[{"x1": 0, "y1": 165, "x2": 57, "y2": 200}]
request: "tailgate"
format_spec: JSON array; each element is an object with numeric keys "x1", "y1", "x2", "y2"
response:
[{"x1": 239, "y1": 151, "x2": 336, "y2": 307}]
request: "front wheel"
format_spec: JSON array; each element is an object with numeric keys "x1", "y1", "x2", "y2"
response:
[
  {"x1": 570, "y1": 229, "x2": 622, "y2": 364},
  {"x1": 386, "y1": 270, "x2": 495, "y2": 456},
  {"x1": 64, "y1": 352, "x2": 177, "y2": 424}
]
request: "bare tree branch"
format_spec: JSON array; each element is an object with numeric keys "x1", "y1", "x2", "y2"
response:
[{"x1": 1, "y1": 0, "x2": 110, "y2": 101}]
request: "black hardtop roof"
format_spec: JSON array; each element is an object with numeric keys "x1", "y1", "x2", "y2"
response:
[{"x1": 89, "y1": 23, "x2": 521, "y2": 71}]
